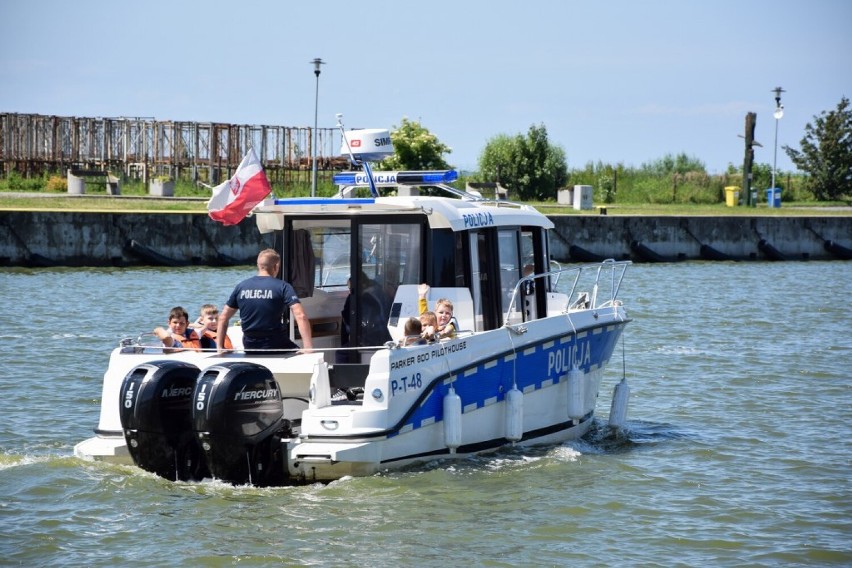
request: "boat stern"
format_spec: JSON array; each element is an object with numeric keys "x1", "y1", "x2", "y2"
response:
[
  {"x1": 73, "y1": 433, "x2": 133, "y2": 464},
  {"x1": 289, "y1": 440, "x2": 385, "y2": 481}
]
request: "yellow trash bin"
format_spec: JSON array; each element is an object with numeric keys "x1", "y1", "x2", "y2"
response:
[{"x1": 724, "y1": 186, "x2": 740, "y2": 207}]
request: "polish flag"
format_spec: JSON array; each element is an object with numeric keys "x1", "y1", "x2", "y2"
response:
[{"x1": 207, "y1": 148, "x2": 272, "y2": 225}]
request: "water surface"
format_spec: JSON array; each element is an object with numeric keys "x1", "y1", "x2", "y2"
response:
[{"x1": 1, "y1": 262, "x2": 849, "y2": 566}]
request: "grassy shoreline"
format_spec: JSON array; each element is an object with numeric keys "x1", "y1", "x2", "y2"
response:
[{"x1": 1, "y1": 192, "x2": 850, "y2": 216}]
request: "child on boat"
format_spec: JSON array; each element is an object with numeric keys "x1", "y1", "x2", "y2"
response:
[
  {"x1": 417, "y1": 284, "x2": 457, "y2": 339},
  {"x1": 153, "y1": 306, "x2": 201, "y2": 353},
  {"x1": 194, "y1": 304, "x2": 233, "y2": 351},
  {"x1": 419, "y1": 310, "x2": 438, "y2": 342},
  {"x1": 401, "y1": 317, "x2": 427, "y2": 346}
]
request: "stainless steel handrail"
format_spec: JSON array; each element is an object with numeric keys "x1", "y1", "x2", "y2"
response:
[{"x1": 503, "y1": 259, "x2": 631, "y2": 324}]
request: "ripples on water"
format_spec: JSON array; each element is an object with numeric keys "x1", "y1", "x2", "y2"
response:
[{"x1": 1, "y1": 263, "x2": 850, "y2": 566}]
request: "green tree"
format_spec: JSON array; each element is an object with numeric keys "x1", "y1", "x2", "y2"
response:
[
  {"x1": 379, "y1": 117, "x2": 452, "y2": 171},
  {"x1": 784, "y1": 96, "x2": 852, "y2": 201},
  {"x1": 477, "y1": 133, "x2": 518, "y2": 187},
  {"x1": 478, "y1": 124, "x2": 567, "y2": 200}
]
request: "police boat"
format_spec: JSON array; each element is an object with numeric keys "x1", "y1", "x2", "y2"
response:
[{"x1": 75, "y1": 124, "x2": 632, "y2": 485}]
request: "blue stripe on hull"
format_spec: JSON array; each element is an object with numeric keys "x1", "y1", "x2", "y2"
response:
[
  {"x1": 391, "y1": 322, "x2": 626, "y2": 438},
  {"x1": 381, "y1": 411, "x2": 595, "y2": 465}
]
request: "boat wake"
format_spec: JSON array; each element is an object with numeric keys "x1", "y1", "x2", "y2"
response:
[
  {"x1": 372, "y1": 418, "x2": 694, "y2": 479},
  {"x1": 61, "y1": 416, "x2": 696, "y2": 488},
  {"x1": 0, "y1": 452, "x2": 52, "y2": 471},
  {"x1": 575, "y1": 417, "x2": 697, "y2": 455}
]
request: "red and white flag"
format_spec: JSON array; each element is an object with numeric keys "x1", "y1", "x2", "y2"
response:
[{"x1": 207, "y1": 148, "x2": 272, "y2": 225}]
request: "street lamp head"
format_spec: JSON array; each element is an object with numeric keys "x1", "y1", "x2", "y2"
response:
[
  {"x1": 311, "y1": 58, "x2": 326, "y2": 76},
  {"x1": 772, "y1": 86, "x2": 785, "y2": 108},
  {"x1": 773, "y1": 105, "x2": 784, "y2": 120}
]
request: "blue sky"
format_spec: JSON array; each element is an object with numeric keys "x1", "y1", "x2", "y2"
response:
[{"x1": 1, "y1": 0, "x2": 850, "y2": 174}]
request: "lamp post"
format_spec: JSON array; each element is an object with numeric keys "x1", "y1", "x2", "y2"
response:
[
  {"x1": 310, "y1": 58, "x2": 326, "y2": 197},
  {"x1": 771, "y1": 86, "x2": 785, "y2": 192}
]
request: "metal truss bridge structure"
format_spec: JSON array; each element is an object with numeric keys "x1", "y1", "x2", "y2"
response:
[{"x1": 0, "y1": 112, "x2": 349, "y2": 185}]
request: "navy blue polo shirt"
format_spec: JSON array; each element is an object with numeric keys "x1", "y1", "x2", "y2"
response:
[{"x1": 226, "y1": 275, "x2": 300, "y2": 333}]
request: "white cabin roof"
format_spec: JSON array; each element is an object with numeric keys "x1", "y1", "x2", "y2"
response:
[{"x1": 252, "y1": 195, "x2": 554, "y2": 234}]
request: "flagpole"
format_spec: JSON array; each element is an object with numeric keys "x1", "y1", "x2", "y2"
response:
[{"x1": 310, "y1": 58, "x2": 325, "y2": 197}]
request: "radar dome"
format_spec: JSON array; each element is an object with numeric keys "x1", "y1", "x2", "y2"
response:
[{"x1": 340, "y1": 129, "x2": 394, "y2": 161}]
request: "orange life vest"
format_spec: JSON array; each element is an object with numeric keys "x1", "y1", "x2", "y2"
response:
[
  {"x1": 200, "y1": 329, "x2": 232, "y2": 350},
  {"x1": 172, "y1": 329, "x2": 202, "y2": 351}
]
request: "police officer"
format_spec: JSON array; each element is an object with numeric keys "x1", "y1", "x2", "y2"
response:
[{"x1": 217, "y1": 248, "x2": 313, "y2": 354}]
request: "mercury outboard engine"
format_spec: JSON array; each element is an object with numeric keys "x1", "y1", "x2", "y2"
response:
[
  {"x1": 192, "y1": 362, "x2": 290, "y2": 486},
  {"x1": 119, "y1": 360, "x2": 208, "y2": 482}
]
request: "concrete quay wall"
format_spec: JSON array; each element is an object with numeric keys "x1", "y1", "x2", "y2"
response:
[
  {"x1": 547, "y1": 215, "x2": 851, "y2": 262},
  {"x1": 0, "y1": 211, "x2": 272, "y2": 267},
  {"x1": 0, "y1": 211, "x2": 849, "y2": 267}
]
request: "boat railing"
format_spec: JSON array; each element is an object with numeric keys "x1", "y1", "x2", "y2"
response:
[
  {"x1": 404, "y1": 183, "x2": 532, "y2": 211},
  {"x1": 120, "y1": 328, "x2": 398, "y2": 357},
  {"x1": 504, "y1": 259, "x2": 631, "y2": 324}
]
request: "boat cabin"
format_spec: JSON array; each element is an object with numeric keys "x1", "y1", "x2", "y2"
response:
[{"x1": 252, "y1": 170, "x2": 556, "y2": 364}]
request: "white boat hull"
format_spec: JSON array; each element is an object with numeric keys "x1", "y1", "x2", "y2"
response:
[
  {"x1": 75, "y1": 308, "x2": 627, "y2": 482},
  {"x1": 288, "y1": 309, "x2": 625, "y2": 481}
]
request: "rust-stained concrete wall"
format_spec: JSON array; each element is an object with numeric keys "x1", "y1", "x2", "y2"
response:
[
  {"x1": 0, "y1": 211, "x2": 272, "y2": 266},
  {"x1": 0, "y1": 211, "x2": 849, "y2": 267},
  {"x1": 547, "y1": 215, "x2": 851, "y2": 261}
]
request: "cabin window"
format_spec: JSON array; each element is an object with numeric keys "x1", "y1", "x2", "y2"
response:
[
  {"x1": 287, "y1": 219, "x2": 426, "y2": 297},
  {"x1": 519, "y1": 229, "x2": 541, "y2": 321},
  {"x1": 504, "y1": 228, "x2": 548, "y2": 322},
  {"x1": 353, "y1": 221, "x2": 424, "y2": 348},
  {"x1": 287, "y1": 217, "x2": 426, "y2": 361},
  {"x1": 520, "y1": 230, "x2": 536, "y2": 274},
  {"x1": 430, "y1": 229, "x2": 465, "y2": 287},
  {"x1": 358, "y1": 222, "x2": 422, "y2": 297},
  {"x1": 498, "y1": 229, "x2": 522, "y2": 318},
  {"x1": 290, "y1": 220, "x2": 352, "y2": 290},
  {"x1": 468, "y1": 227, "x2": 548, "y2": 329},
  {"x1": 471, "y1": 231, "x2": 501, "y2": 331}
]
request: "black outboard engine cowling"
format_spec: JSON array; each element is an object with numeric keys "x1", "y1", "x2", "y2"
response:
[
  {"x1": 119, "y1": 360, "x2": 208, "y2": 482},
  {"x1": 192, "y1": 362, "x2": 289, "y2": 486}
]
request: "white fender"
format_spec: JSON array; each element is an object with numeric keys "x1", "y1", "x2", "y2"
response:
[
  {"x1": 309, "y1": 361, "x2": 331, "y2": 409},
  {"x1": 567, "y1": 366, "x2": 585, "y2": 420},
  {"x1": 443, "y1": 386, "x2": 462, "y2": 453},
  {"x1": 608, "y1": 378, "x2": 631, "y2": 427},
  {"x1": 505, "y1": 386, "x2": 523, "y2": 442}
]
